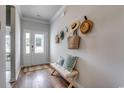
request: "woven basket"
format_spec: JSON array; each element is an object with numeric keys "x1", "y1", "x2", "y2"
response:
[{"x1": 68, "y1": 32, "x2": 80, "y2": 49}]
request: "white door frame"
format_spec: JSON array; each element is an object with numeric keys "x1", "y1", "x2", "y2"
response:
[
  {"x1": 0, "y1": 5, "x2": 6, "y2": 88},
  {"x1": 22, "y1": 29, "x2": 49, "y2": 66}
]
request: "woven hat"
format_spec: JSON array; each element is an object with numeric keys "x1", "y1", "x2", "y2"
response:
[
  {"x1": 69, "y1": 20, "x2": 80, "y2": 33},
  {"x1": 80, "y1": 20, "x2": 93, "y2": 34}
]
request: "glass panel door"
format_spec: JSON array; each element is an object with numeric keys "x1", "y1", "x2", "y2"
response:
[
  {"x1": 5, "y1": 26, "x2": 11, "y2": 71},
  {"x1": 23, "y1": 31, "x2": 46, "y2": 66},
  {"x1": 5, "y1": 26, "x2": 11, "y2": 88},
  {"x1": 26, "y1": 33, "x2": 30, "y2": 54},
  {"x1": 34, "y1": 34, "x2": 44, "y2": 54}
]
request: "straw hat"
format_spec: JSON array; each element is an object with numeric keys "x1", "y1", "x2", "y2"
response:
[
  {"x1": 80, "y1": 20, "x2": 93, "y2": 34},
  {"x1": 69, "y1": 20, "x2": 80, "y2": 33}
]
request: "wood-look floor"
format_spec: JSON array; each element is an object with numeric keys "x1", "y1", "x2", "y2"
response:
[{"x1": 14, "y1": 65, "x2": 68, "y2": 88}]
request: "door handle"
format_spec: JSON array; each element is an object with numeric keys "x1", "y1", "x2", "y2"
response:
[
  {"x1": 32, "y1": 45, "x2": 34, "y2": 48},
  {"x1": 32, "y1": 45, "x2": 34, "y2": 51}
]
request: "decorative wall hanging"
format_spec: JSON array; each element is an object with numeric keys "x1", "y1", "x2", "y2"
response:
[
  {"x1": 69, "y1": 20, "x2": 80, "y2": 33},
  {"x1": 80, "y1": 16, "x2": 93, "y2": 34},
  {"x1": 65, "y1": 26, "x2": 68, "y2": 32},
  {"x1": 55, "y1": 34, "x2": 60, "y2": 43},
  {"x1": 68, "y1": 31, "x2": 81, "y2": 49},
  {"x1": 60, "y1": 31, "x2": 64, "y2": 40}
]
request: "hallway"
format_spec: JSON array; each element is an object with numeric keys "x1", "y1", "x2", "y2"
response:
[
  {"x1": 1, "y1": 5, "x2": 124, "y2": 88},
  {"x1": 14, "y1": 65, "x2": 68, "y2": 88}
]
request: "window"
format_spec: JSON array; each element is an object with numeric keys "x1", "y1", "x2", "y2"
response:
[
  {"x1": 35, "y1": 34, "x2": 44, "y2": 53},
  {"x1": 26, "y1": 33, "x2": 30, "y2": 54}
]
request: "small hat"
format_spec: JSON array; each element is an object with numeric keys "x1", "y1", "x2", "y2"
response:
[
  {"x1": 80, "y1": 20, "x2": 93, "y2": 34},
  {"x1": 69, "y1": 20, "x2": 80, "y2": 33},
  {"x1": 55, "y1": 34, "x2": 60, "y2": 43},
  {"x1": 60, "y1": 31, "x2": 64, "y2": 40}
]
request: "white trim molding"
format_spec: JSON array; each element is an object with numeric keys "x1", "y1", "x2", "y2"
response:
[
  {"x1": 16, "y1": 66, "x2": 21, "y2": 80},
  {"x1": 15, "y1": 5, "x2": 22, "y2": 18},
  {"x1": 21, "y1": 16, "x2": 50, "y2": 25},
  {"x1": 50, "y1": 5, "x2": 66, "y2": 23}
]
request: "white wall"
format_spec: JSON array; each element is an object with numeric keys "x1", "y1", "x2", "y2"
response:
[
  {"x1": 10, "y1": 6, "x2": 21, "y2": 81},
  {"x1": 15, "y1": 6, "x2": 21, "y2": 80},
  {"x1": 0, "y1": 5, "x2": 6, "y2": 88},
  {"x1": 10, "y1": 6, "x2": 16, "y2": 81},
  {"x1": 21, "y1": 19, "x2": 50, "y2": 66},
  {"x1": 50, "y1": 5, "x2": 124, "y2": 88}
]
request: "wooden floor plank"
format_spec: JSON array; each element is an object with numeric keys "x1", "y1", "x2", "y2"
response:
[{"x1": 14, "y1": 65, "x2": 68, "y2": 88}]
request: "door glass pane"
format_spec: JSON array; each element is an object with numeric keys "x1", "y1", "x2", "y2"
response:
[
  {"x1": 5, "y1": 26, "x2": 11, "y2": 71},
  {"x1": 26, "y1": 33, "x2": 30, "y2": 54},
  {"x1": 35, "y1": 34, "x2": 44, "y2": 53}
]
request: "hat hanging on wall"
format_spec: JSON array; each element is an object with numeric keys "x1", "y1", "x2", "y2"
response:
[
  {"x1": 55, "y1": 34, "x2": 60, "y2": 43},
  {"x1": 60, "y1": 31, "x2": 64, "y2": 40},
  {"x1": 69, "y1": 20, "x2": 80, "y2": 33},
  {"x1": 80, "y1": 16, "x2": 93, "y2": 34}
]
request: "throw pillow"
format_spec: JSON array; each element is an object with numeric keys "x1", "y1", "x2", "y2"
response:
[
  {"x1": 57, "y1": 56, "x2": 64, "y2": 66},
  {"x1": 63, "y1": 54, "x2": 78, "y2": 72}
]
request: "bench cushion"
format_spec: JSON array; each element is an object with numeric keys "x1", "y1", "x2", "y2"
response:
[{"x1": 51, "y1": 63, "x2": 78, "y2": 79}]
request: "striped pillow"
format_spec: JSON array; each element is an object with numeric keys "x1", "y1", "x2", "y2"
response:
[{"x1": 63, "y1": 55, "x2": 78, "y2": 72}]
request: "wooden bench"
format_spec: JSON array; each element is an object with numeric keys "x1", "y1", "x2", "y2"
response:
[{"x1": 50, "y1": 63, "x2": 79, "y2": 88}]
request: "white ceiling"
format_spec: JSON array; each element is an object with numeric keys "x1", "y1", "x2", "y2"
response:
[{"x1": 20, "y1": 5, "x2": 62, "y2": 22}]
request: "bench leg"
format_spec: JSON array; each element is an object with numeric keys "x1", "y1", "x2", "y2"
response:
[
  {"x1": 68, "y1": 83, "x2": 73, "y2": 88},
  {"x1": 51, "y1": 69, "x2": 56, "y2": 76},
  {"x1": 68, "y1": 75, "x2": 78, "y2": 88}
]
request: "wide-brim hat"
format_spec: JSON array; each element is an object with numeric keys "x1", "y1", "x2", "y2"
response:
[
  {"x1": 69, "y1": 20, "x2": 80, "y2": 33},
  {"x1": 80, "y1": 20, "x2": 93, "y2": 34}
]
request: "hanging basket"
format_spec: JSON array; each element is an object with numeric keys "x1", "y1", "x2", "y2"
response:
[{"x1": 68, "y1": 32, "x2": 80, "y2": 49}]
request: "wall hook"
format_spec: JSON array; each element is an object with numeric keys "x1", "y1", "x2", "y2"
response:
[
  {"x1": 84, "y1": 16, "x2": 87, "y2": 20},
  {"x1": 65, "y1": 26, "x2": 68, "y2": 32}
]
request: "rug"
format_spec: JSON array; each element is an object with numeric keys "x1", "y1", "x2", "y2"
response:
[{"x1": 23, "y1": 65, "x2": 50, "y2": 73}]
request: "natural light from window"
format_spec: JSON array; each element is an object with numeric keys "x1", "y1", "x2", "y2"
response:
[
  {"x1": 26, "y1": 33, "x2": 30, "y2": 54},
  {"x1": 35, "y1": 34, "x2": 44, "y2": 54}
]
